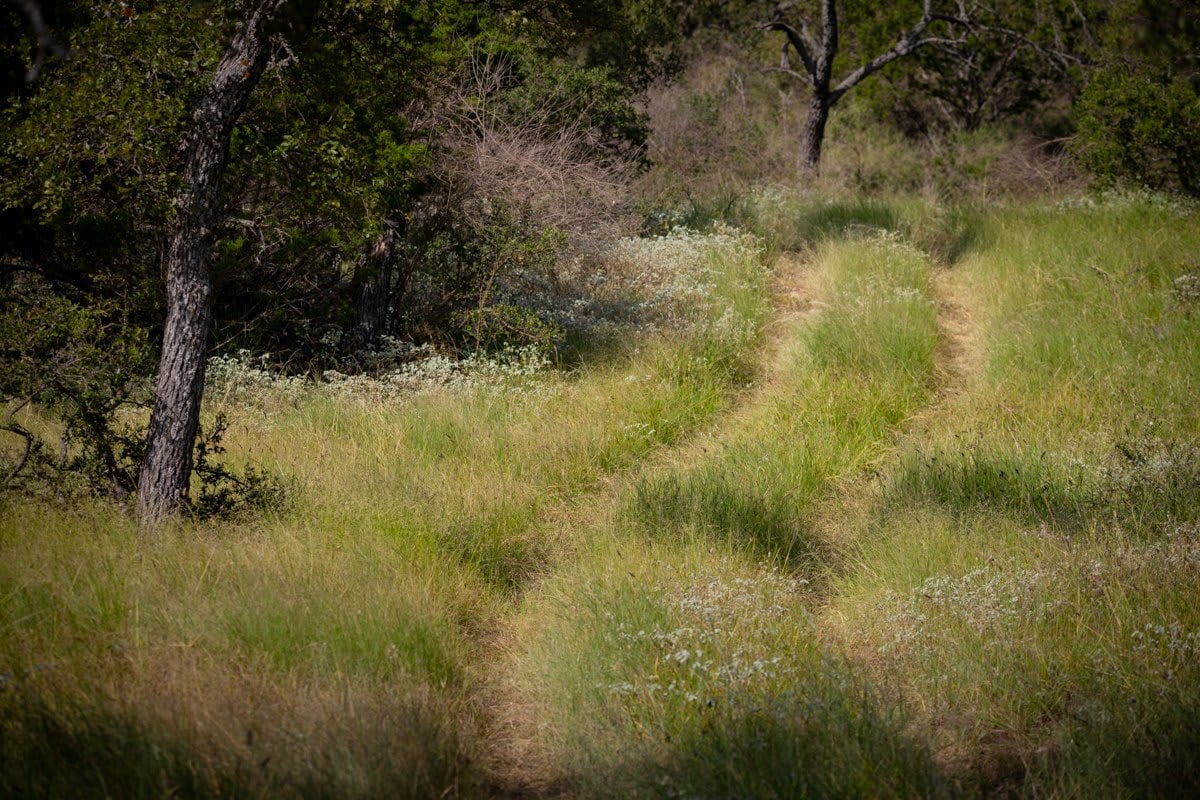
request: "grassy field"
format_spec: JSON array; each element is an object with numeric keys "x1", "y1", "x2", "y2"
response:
[{"x1": 3, "y1": 191, "x2": 1199, "y2": 798}]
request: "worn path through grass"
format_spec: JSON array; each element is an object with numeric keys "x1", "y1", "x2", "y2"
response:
[
  {"x1": 490, "y1": 229, "x2": 959, "y2": 797},
  {"x1": 6, "y1": 196, "x2": 1198, "y2": 799},
  {"x1": 478, "y1": 251, "x2": 820, "y2": 794},
  {"x1": 819, "y1": 199, "x2": 1200, "y2": 796}
]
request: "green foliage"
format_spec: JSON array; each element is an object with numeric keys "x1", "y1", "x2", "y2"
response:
[
  {"x1": 859, "y1": 0, "x2": 1097, "y2": 135},
  {"x1": 0, "y1": 280, "x2": 283, "y2": 517},
  {"x1": 1073, "y1": 67, "x2": 1200, "y2": 194},
  {"x1": 498, "y1": 54, "x2": 650, "y2": 165},
  {"x1": 397, "y1": 200, "x2": 568, "y2": 351},
  {"x1": 0, "y1": 281, "x2": 152, "y2": 499},
  {"x1": 1072, "y1": 0, "x2": 1200, "y2": 195},
  {"x1": 192, "y1": 414, "x2": 288, "y2": 519}
]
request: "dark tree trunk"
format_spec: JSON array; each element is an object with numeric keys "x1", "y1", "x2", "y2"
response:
[
  {"x1": 800, "y1": 92, "x2": 831, "y2": 174},
  {"x1": 766, "y1": 0, "x2": 950, "y2": 176},
  {"x1": 137, "y1": 1, "x2": 284, "y2": 524},
  {"x1": 352, "y1": 224, "x2": 400, "y2": 351}
]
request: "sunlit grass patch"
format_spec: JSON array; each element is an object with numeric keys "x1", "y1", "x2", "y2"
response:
[
  {"x1": 824, "y1": 195, "x2": 1200, "y2": 795},
  {"x1": 830, "y1": 511, "x2": 1200, "y2": 795},
  {"x1": 504, "y1": 537, "x2": 948, "y2": 798},
  {"x1": 623, "y1": 231, "x2": 939, "y2": 568}
]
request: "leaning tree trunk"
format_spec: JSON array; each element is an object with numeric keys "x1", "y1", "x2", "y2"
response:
[{"x1": 137, "y1": 1, "x2": 284, "y2": 525}]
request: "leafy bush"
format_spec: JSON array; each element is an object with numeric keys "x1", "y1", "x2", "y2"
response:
[
  {"x1": 0, "y1": 280, "x2": 284, "y2": 518},
  {"x1": 1073, "y1": 3, "x2": 1200, "y2": 197},
  {"x1": 0, "y1": 284, "x2": 151, "y2": 500},
  {"x1": 1073, "y1": 66, "x2": 1200, "y2": 196}
]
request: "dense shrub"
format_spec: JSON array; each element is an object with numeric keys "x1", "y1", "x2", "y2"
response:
[{"x1": 1073, "y1": 66, "x2": 1200, "y2": 196}]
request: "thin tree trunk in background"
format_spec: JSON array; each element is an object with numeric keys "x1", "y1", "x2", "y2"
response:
[
  {"x1": 353, "y1": 224, "x2": 400, "y2": 351},
  {"x1": 765, "y1": 0, "x2": 953, "y2": 176},
  {"x1": 137, "y1": 1, "x2": 284, "y2": 525}
]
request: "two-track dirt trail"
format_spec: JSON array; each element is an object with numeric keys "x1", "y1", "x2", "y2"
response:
[
  {"x1": 472, "y1": 252, "x2": 820, "y2": 796},
  {"x1": 474, "y1": 242, "x2": 987, "y2": 797}
]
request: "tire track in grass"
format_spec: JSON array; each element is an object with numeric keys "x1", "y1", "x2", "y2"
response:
[
  {"x1": 477, "y1": 252, "x2": 821, "y2": 797},
  {"x1": 485, "y1": 236, "x2": 956, "y2": 797},
  {"x1": 930, "y1": 264, "x2": 985, "y2": 399}
]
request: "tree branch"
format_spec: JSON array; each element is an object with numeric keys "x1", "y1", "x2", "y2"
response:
[
  {"x1": 761, "y1": 18, "x2": 816, "y2": 82},
  {"x1": 9, "y1": 0, "x2": 69, "y2": 82},
  {"x1": 829, "y1": 0, "x2": 944, "y2": 103},
  {"x1": 959, "y1": 20, "x2": 1085, "y2": 73},
  {"x1": 2, "y1": 394, "x2": 41, "y2": 487},
  {"x1": 764, "y1": 64, "x2": 812, "y2": 85}
]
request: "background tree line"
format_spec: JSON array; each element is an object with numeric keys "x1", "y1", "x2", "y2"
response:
[{"x1": 1, "y1": 0, "x2": 1196, "y2": 522}]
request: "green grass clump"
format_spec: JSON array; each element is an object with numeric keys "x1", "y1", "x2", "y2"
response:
[
  {"x1": 827, "y1": 194, "x2": 1200, "y2": 795},
  {"x1": 624, "y1": 232, "x2": 938, "y2": 566},
  {"x1": 505, "y1": 540, "x2": 948, "y2": 799}
]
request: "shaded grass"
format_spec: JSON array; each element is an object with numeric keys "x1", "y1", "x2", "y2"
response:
[
  {"x1": 887, "y1": 442, "x2": 1091, "y2": 527},
  {"x1": 503, "y1": 538, "x2": 950, "y2": 799},
  {"x1": 721, "y1": 188, "x2": 990, "y2": 269},
  {"x1": 0, "y1": 663, "x2": 482, "y2": 800}
]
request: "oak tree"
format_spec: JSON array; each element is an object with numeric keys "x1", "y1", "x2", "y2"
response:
[{"x1": 136, "y1": 0, "x2": 289, "y2": 523}]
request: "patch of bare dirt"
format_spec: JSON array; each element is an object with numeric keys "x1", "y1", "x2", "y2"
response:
[{"x1": 930, "y1": 267, "x2": 985, "y2": 395}]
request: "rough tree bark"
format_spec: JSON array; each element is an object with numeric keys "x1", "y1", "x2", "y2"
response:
[
  {"x1": 765, "y1": 0, "x2": 968, "y2": 174},
  {"x1": 352, "y1": 223, "x2": 401, "y2": 352},
  {"x1": 137, "y1": 0, "x2": 286, "y2": 524}
]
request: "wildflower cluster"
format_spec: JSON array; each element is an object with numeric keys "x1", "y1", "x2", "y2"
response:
[
  {"x1": 1049, "y1": 189, "x2": 1199, "y2": 217},
  {"x1": 866, "y1": 520, "x2": 1200, "y2": 705},
  {"x1": 1126, "y1": 617, "x2": 1200, "y2": 690},
  {"x1": 206, "y1": 344, "x2": 552, "y2": 413},
  {"x1": 206, "y1": 351, "x2": 308, "y2": 410},
  {"x1": 877, "y1": 563, "x2": 1058, "y2": 662},
  {"x1": 599, "y1": 561, "x2": 807, "y2": 710},
  {"x1": 1172, "y1": 271, "x2": 1200, "y2": 307},
  {"x1": 606, "y1": 225, "x2": 765, "y2": 327}
]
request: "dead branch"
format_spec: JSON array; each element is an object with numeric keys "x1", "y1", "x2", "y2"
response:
[{"x1": 10, "y1": 0, "x2": 69, "y2": 82}]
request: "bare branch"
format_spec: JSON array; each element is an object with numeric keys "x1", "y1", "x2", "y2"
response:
[
  {"x1": 764, "y1": 64, "x2": 812, "y2": 85},
  {"x1": 829, "y1": 0, "x2": 943, "y2": 103},
  {"x1": 763, "y1": 1, "x2": 820, "y2": 83},
  {"x1": 9, "y1": 0, "x2": 69, "y2": 82},
  {"x1": 2, "y1": 423, "x2": 34, "y2": 487},
  {"x1": 3, "y1": 394, "x2": 41, "y2": 487},
  {"x1": 760, "y1": 18, "x2": 816, "y2": 82},
  {"x1": 960, "y1": 21, "x2": 1085, "y2": 73},
  {"x1": 428, "y1": 51, "x2": 636, "y2": 244}
]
